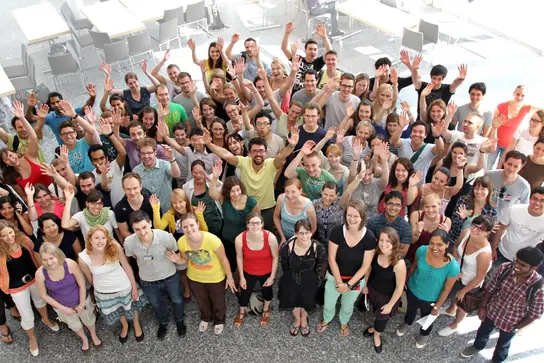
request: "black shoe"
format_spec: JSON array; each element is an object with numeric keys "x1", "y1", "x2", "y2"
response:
[
  {"x1": 176, "y1": 321, "x2": 187, "y2": 337},
  {"x1": 119, "y1": 332, "x2": 129, "y2": 344},
  {"x1": 363, "y1": 327, "x2": 374, "y2": 337},
  {"x1": 331, "y1": 30, "x2": 345, "y2": 37},
  {"x1": 135, "y1": 330, "x2": 145, "y2": 343},
  {"x1": 374, "y1": 340, "x2": 383, "y2": 354},
  {"x1": 157, "y1": 324, "x2": 168, "y2": 340}
]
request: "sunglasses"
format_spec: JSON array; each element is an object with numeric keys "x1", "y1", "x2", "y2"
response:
[{"x1": 498, "y1": 186, "x2": 507, "y2": 199}]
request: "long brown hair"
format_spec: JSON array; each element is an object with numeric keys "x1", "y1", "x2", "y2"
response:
[
  {"x1": 86, "y1": 225, "x2": 119, "y2": 263},
  {"x1": 0, "y1": 220, "x2": 22, "y2": 260},
  {"x1": 376, "y1": 227, "x2": 402, "y2": 266}
]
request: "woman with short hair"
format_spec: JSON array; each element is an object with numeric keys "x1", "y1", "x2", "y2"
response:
[{"x1": 35, "y1": 242, "x2": 102, "y2": 352}]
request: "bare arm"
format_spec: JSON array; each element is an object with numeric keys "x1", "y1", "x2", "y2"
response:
[
  {"x1": 225, "y1": 33, "x2": 239, "y2": 60},
  {"x1": 280, "y1": 22, "x2": 294, "y2": 59},
  {"x1": 273, "y1": 195, "x2": 286, "y2": 243},
  {"x1": 306, "y1": 203, "x2": 317, "y2": 235},
  {"x1": 449, "y1": 64, "x2": 467, "y2": 93},
  {"x1": 61, "y1": 192, "x2": 80, "y2": 231},
  {"x1": 203, "y1": 129, "x2": 240, "y2": 166}
]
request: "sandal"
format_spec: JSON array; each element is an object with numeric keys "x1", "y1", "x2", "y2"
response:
[
  {"x1": 233, "y1": 311, "x2": 246, "y2": 328},
  {"x1": 1, "y1": 326, "x2": 13, "y2": 344},
  {"x1": 301, "y1": 325, "x2": 310, "y2": 337},
  {"x1": 340, "y1": 323, "x2": 350, "y2": 337},
  {"x1": 260, "y1": 309, "x2": 270, "y2": 327},
  {"x1": 316, "y1": 320, "x2": 329, "y2": 334},
  {"x1": 289, "y1": 324, "x2": 300, "y2": 336}
]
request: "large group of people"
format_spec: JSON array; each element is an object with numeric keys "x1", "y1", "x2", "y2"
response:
[{"x1": 1, "y1": 17, "x2": 544, "y2": 363}]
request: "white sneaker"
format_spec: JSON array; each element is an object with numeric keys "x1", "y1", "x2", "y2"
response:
[
  {"x1": 214, "y1": 324, "x2": 224, "y2": 335},
  {"x1": 199, "y1": 321, "x2": 209, "y2": 333},
  {"x1": 440, "y1": 308, "x2": 456, "y2": 317},
  {"x1": 438, "y1": 326, "x2": 458, "y2": 337}
]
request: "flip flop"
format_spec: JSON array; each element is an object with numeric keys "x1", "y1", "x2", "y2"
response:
[
  {"x1": 1, "y1": 327, "x2": 13, "y2": 344},
  {"x1": 289, "y1": 324, "x2": 300, "y2": 336}
]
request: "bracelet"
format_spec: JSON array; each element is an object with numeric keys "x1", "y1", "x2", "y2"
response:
[
  {"x1": 409, "y1": 184, "x2": 417, "y2": 187},
  {"x1": 28, "y1": 204, "x2": 35, "y2": 208},
  {"x1": 106, "y1": 131, "x2": 114, "y2": 137},
  {"x1": 479, "y1": 150, "x2": 486, "y2": 153},
  {"x1": 71, "y1": 115, "x2": 79, "y2": 120},
  {"x1": 170, "y1": 159, "x2": 176, "y2": 163},
  {"x1": 434, "y1": 135, "x2": 442, "y2": 139}
]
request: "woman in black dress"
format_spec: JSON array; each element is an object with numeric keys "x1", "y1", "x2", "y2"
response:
[
  {"x1": 362, "y1": 227, "x2": 406, "y2": 353},
  {"x1": 279, "y1": 219, "x2": 327, "y2": 337}
]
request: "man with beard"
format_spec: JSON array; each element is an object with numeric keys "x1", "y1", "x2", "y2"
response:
[
  {"x1": 172, "y1": 72, "x2": 207, "y2": 130},
  {"x1": 115, "y1": 120, "x2": 169, "y2": 169},
  {"x1": 244, "y1": 111, "x2": 285, "y2": 158},
  {"x1": 203, "y1": 129, "x2": 299, "y2": 230}
]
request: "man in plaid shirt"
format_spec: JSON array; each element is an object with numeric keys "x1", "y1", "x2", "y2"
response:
[{"x1": 461, "y1": 247, "x2": 544, "y2": 362}]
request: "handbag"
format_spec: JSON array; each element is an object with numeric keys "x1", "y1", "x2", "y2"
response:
[{"x1": 455, "y1": 234, "x2": 484, "y2": 314}]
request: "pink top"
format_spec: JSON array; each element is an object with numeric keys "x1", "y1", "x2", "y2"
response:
[
  {"x1": 496, "y1": 102, "x2": 531, "y2": 148},
  {"x1": 35, "y1": 200, "x2": 65, "y2": 219}
]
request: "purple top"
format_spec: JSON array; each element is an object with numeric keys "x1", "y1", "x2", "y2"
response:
[
  {"x1": 43, "y1": 261, "x2": 80, "y2": 308},
  {"x1": 126, "y1": 140, "x2": 169, "y2": 169}
]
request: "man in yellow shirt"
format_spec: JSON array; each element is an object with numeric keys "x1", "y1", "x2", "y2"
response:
[{"x1": 203, "y1": 128, "x2": 299, "y2": 230}]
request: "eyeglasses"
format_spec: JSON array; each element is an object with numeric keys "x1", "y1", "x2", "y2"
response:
[
  {"x1": 60, "y1": 131, "x2": 76, "y2": 137},
  {"x1": 251, "y1": 149, "x2": 266, "y2": 155},
  {"x1": 247, "y1": 221, "x2": 262, "y2": 226},
  {"x1": 386, "y1": 202, "x2": 402, "y2": 208},
  {"x1": 340, "y1": 84, "x2": 354, "y2": 89},
  {"x1": 296, "y1": 231, "x2": 312, "y2": 236},
  {"x1": 255, "y1": 122, "x2": 270, "y2": 127},
  {"x1": 471, "y1": 224, "x2": 487, "y2": 232},
  {"x1": 88, "y1": 201, "x2": 104, "y2": 206}
]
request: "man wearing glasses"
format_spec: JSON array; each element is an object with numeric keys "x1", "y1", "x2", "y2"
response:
[
  {"x1": 311, "y1": 73, "x2": 361, "y2": 130},
  {"x1": 244, "y1": 111, "x2": 285, "y2": 158},
  {"x1": 491, "y1": 187, "x2": 544, "y2": 266},
  {"x1": 486, "y1": 150, "x2": 530, "y2": 221}
]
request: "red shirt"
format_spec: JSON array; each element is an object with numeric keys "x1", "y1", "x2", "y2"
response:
[
  {"x1": 496, "y1": 102, "x2": 531, "y2": 148},
  {"x1": 15, "y1": 157, "x2": 53, "y2": 190},
  {"x1": 486, "y1": 263, "x2": 544, "y2": 332},
  {"x1": 242, "y1": 230, "x2": 273, "y2": 276}
]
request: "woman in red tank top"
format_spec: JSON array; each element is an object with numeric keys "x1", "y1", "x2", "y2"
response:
[
  {"x1": 489, "y1": 85, "x2": 544, "y2": 168},
  {"x1": 233, "y1": 212, "x2": 279, "y2": 329},
  {"x1": 407, "y1": 193, "x2": 451, "y2": 262},
  {"x1": 0, "y1": 101, "x2": 52, "y2": 200}
]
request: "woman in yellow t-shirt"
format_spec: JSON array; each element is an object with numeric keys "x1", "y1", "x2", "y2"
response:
[{"x1": 172, "y1": 213, "x2": 236, "y2": 335}]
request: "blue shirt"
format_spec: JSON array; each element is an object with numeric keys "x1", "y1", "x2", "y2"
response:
[
  {"x1": 45, "y1": 106, "x2": 85, "y2": 145},
  {"x1": 408, "y1": 246, "x2": 460, "y2": 302},
  {"x1": 68, "y1": 139, "x2": 94, "y2": 174},
  {"x1": 366, "y1": 213, "x2": 412, "y2": 246}
]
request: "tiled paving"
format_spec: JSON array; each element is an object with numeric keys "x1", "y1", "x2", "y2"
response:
[{"x1": 1, "y1": 1, "x2": 544, "y2": 362}]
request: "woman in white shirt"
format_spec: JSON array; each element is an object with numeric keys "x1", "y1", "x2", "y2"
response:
[
  {"x1": 438, "y1": 215, "x2": 493, "y2": 337},
  {"x1": 498, "y1": 110, "x2": 544, "y2": 168}
]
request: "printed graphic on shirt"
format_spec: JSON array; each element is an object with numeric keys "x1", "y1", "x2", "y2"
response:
[{"x1": 186, "y1": 249, "x2": 213, "y2": 271}]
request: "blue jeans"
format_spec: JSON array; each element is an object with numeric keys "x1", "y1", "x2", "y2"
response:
[
  {"x1": 473, "y1": 316, "x2": 516, "y2": 363},
  {"x1": 140, "y1": 271, "x2": 185, "y2": 325},
  {"x1": 486, "y1": 145, "x2": 506, "y2": 170}
]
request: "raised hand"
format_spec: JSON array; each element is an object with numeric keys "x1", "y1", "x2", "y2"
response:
[
  {"x1": 458, "y1": 64, "x2": 468, "y2": 79},
  {"x1": 212, "y1": 159, "x2": 223, "y2": 178},
  {"x1": 291, "y1": 54, "x2": 302, "y2": 72},
  {"x1": 15, "y1": 202, "x2": 23, "y2": 215},
  {"x1": 231, "y1": 33, "x2": 240, "y2": 43},
  {"x1": 417, "y1": 221, "x2": 425, "y2": 234},
  {"x1": 199, "y1": 60, "x2": 207, "y2": 73},
  {"x1": 187, "y1": 38, "x2": 196, "y2": 50},
  {"x1": 24, "y1": 183, "x2": 35, "y2": 197},
  {"x1": 382, "y1": 99, "x2": 393, "y2": 110},
  {"x1": 157, "y1": 102, "x2": 170, "y2": 119},
  {"x1": 346, "y1": 101, "x2": 354, "y2": 117},
  {"x1": 226, "y1": 62, "x2": 236, "y2": 79},
  {"x1": 480, "y1": 138, "x2": 497, "y2": 153},
  {"x1": 409, "y1": 170, "x2": 423, "y2": 186},
  {"x1": 111, "y1": 107, "x2": 122, "y2": 125},
  {"x1": 254, "y1": 46, "x2": 260, "y2": 59},
  {"x1": 492, "y1": 114, "x2": 506, "y2": 129},
  {"x1": 412, "y1": 53, "x2": 423, "y2": 70},
  {"x1": 86, "y1": 83, "x2": 96, "y2": 97},
  {"x1": 99, "y1": 62, "x2": 111, "y2": 77},
  {"x1": 400, "y1": 100, "x2": 411, "y2": 113},
  {"x1": 456, "y1": 154, "x2": 468, "y2": 168},
  {"x1": 97, "y1": 117, "x2": 113, "y2": 135},
  {"x1": 239, "y1": 102, "x2": 248, "y2": 114},
  {"x1": 104, "y1": 77, "x2": 114, "y2": 93},
  {"x1": 287, "y1": 126, "x2": 299, "y2": 147},
  {"x1": 301, "y1": 140, "x2": 316, "y2": 155},
  {"x1": 390, "y1": 67, "x2": 398, "y2": 84},
  {"x1": 336, "y1": 127, "x2": 346, "y2": 145},
  {"x1": 431, "y1": 119, "x2": 445, "y2": 137},
  {"x1": 375, "y1": 65, "x2": 386, "y2": 78},
  {"x1": 40, "y1": 162, "x2": 59, "y2": 178},
  {"x1": 140, "y1": 59, "x2": 148, "y2": 74},
  {"x1": 325, "y1": 126, "x2": 336, "y2": 140},
  {"x1": 27, "y1": 92, "x2": 38, "y2": 107},
  {"x1": 315, "y1": 23, "x2": 327, "y2": 38},
  {"x1": 216, "y1": 37, "x2": 224, "y2": 52},
  {"x1": 84, "y1": 105, "x2": 96, "y2": 124},
  {"x1": 163, "y1": 145, "x2": 174, "y2": 160},
  {"x1": 162, "y1": 49, "x2": 171, "y2": 62},
  {"x1": 202, "y1": 128, "x2": 212, "y2": 145},
  {"x1": 399, "y1": 49, "x2": 411, "y2": 67},
  {"x1": 192, "y1": 107, "x2": 201, "y2": 122},
  {"x1": 96, "y1": 160, "x2": 111, "y2": 175},
  {"x1": 421, "y1": 83, "x2": 434, "y2": 97},
  {"x1": 235, "y1": 57, "x2": 247, "y2": 76},
  {"x1": 56, "y1": 144, "x2": 69, "y2": 166},
  {"x1": 59, "y1": 100, "x2": 76, "y2": 118},
  {"x1": 36, "y1": 104, "x2": 49, "y2": 119},
  {"x1": 11, "y1": 100, "x2": 25, "y2": 119},
  {"x1": 257, "y1": 67, "x2": 267, "y2": 79},
  {"x1": 399, "y1": 110, "x2": 410, "y2": 128},
  {"x1": 290, "y1": 40, "x2": 300, "y2": 57},
  {"x1": 285, "y1": 21, "x2": 294, "y2": 34},
  {"x1": 352, "y1": 137, "x2": 362, "y2": 159},
  {"x1": 211, "y1": 78, "x2": 222, "y2": 90},
  {"x1": 456, "y1": 204, "x2": 472, "y2": 220},
  {"x1": 149, "y1": 194, "x2": 160, "y2": 206},
  {"x1": 195, "y1": 201, "x2": 207, "y2": 214},
  {"x1": 157, "y1": 119, "x2": 169, "y2": 138},
  {"x1": 447, "y1": 100, "x2": 458, "y2": 116}
]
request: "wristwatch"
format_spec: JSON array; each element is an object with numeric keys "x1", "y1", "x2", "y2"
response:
[
  {"x1": 346, "y1": 283, "x2": 354, "y2": 291},
  {"x1": 433, "y1": 135, "x2": 442, "y2": 139},
  {"x1": 106, "y1": 131, "x2": 114, "y2": 137}
]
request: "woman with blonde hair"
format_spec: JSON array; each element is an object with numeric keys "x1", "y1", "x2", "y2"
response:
[
  {"x1": 78, "y1": 225, "x2": 147, "y2": 344},
  {"x1": 372, "y1": 83, "x2": 398, "y2": 135},
  {"x1": 274, "y1": 178, "x2": 317, "y2": 246},
  {"x1": 35, "y1": 242, "x2": 102, "y2": 352},
  {"x1": 407, "y1": 193, "x2": 451, "y2": 262},
  {"x1": 269, "y1": 57, "x2": 288, "y2": 91},
  {"x1": 362, "y1": 227, "x2": 406, "y2": 353},
  {"x1": 150, "y1": 189, "x2": 207, "y2": 303},
  {"x1": 336, "y1": 121, "x2": 375, "y2": 167},
  {"x1": 0, "y1": 220, "x2": 58, "y2": 356}
]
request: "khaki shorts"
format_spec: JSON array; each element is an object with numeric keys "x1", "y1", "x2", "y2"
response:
[{"x1": 54, "y1": 296, "x2": 96, "y2": 331}]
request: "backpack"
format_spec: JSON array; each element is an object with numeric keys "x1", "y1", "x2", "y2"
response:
[
  {"x1": 497, "y1": 263, "x2": 544, "y2": 305},
  {"x1": 205, "y1": 2, "x2": 226, "y2": 30}
]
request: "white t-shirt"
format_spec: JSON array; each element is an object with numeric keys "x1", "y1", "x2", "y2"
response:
[
  {"x1": 72, "y1": 210, "x2": 118, "y2": 241},
  {"x1": 499, "y1": 204, "x2": 544, "y2": 261},
  {"x1": 448, "y1": 131, "x2": 487, "y2": 165},
  {"x1": 513, "y1": 127, "x2": 538, "y2": 156},
  {"x1": 398, "y1": 139, "x2": 436, "y2": 183},
  {"x1": 92, "y1": 160, "x2": 124, "y2": 208}
]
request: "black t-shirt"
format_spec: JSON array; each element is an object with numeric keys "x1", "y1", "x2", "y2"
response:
[
  {"x1": 291, "y1": 56, "x2": 326, "y2": 94},
  {"x1": 368, "y1": 76, "x2": 413, "y2": 93},
  {"x1": 76, "y1": 184, "x2": 112, "y2": 211},
  {"x1": 34, "y1": 230, "x2": 79, "y2": 261},
  {"x1": 415, "y1": 82, "x2": 454, "y2": 120},
  {"x1": 114, "y1": 188, "x2": 153, "y2": 233},
  {"x1": 328, "y1": 225, "x2": 377, "y2": 277}
]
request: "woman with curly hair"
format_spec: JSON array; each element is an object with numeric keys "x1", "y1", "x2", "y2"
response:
[
  {"x1": 0, "y1": 220, "x2": 59, "y2": 355},
  {"x1": 78, "y1": 226, "x2": 147, "y2": 344},
  {"x1": 362, "y1": 227, "x2": 406, "y2": 353},
  {"x1": 0, "y1": 195, "x2": 33, "y2": 237}
]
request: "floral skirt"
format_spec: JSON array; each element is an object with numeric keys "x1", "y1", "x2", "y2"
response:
[{"x1": 94, "y1": 285, "x2": 148, "y2": 326}]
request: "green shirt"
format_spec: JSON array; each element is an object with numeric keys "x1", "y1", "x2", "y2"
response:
[
  {"x1": 296, "y1": 167, "x2": 336, "y2": 201},
  {"x1": 191, "y1": 187, "x2": 223, "y2": 236},
  {"x1": 8, "y1": 134, "x2": 45, "y2": 162},
  {"x1": 221, "y1": 197, "x2": 257, "y2": 242},
  {"x1": 155, "y1": 102, "x2": 188, "y2": 136}
]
